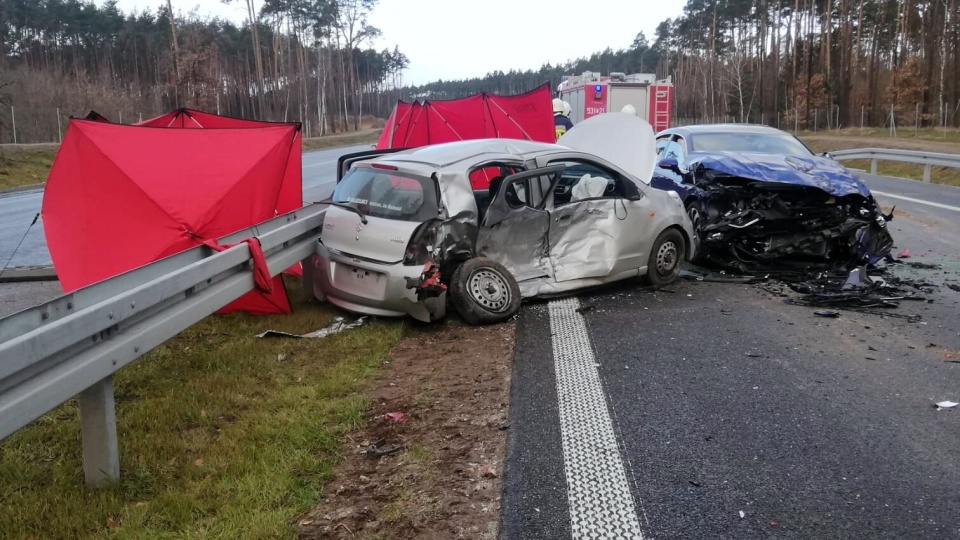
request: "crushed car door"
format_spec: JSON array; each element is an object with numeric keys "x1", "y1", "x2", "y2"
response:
[
  {"x1": 477, "y1": 165, "x2": 564, "y2": 283},
  {"x1": 545, "y1": 159, "x2": 653, "y2": 282}
]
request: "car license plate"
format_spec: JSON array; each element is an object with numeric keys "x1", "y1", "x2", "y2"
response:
[{"x1": 333, "y1": 263, "x2": 387, "y2": 299}]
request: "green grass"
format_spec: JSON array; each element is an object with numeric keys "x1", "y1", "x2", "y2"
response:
[
  {"x1": 302, "y1": 130, "x2": 379, "y2": 151},
  {"x1": 799, "y1": 132, "x2": 960, "y2": 186},
  {"x1": 0, "y1": 147, "x2": 57, "y2": 190},
  {"x1": 0, "y1": 278, "x2": 406, "y2": 540},
  {"x1": 797, "y1": 126, "x2": 960, "y2": 144}
]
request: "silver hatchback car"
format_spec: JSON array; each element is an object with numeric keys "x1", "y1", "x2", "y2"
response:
[{"x1": 311, "y1": 113, "x2": 696, "y2": 325}]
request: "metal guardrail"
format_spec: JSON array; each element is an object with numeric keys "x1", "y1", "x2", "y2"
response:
[
  {"x1": 0, "y1": 204, "x2": 325, "y2": 486},
  {"x1": 829, "y1": 148, "x2": 960, "y2": 182}
]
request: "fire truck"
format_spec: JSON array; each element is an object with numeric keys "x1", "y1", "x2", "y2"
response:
[{"x1": 557, "y1": 71, "x2": 674, "y2": 132}]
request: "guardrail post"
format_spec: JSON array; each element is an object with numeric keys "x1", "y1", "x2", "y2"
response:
[
  {"x1": 923, "y1": 164, "x2": 931, "y2": 183},
  {"x1": 301, "y1": 255, "x2": 315, "y2": 301},
  {"x1": 870, "y1": 159, "x2": 878, "y2": 175},
  {"x1": 78, "y1": 376, "x2": 120, "y2": 486}
]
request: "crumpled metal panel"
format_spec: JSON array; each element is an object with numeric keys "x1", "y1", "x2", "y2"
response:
[
  {"x1": 435, "y1": 171, "x2": 480, "y2": 264},
  {"x1": 691, "y1": 152, "x2": 871, "y2": 198},
  {"x1": 476, "y1": 207, "x2": 552, "y2": 284}
]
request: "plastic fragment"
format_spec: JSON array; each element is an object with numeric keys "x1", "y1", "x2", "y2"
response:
[
  {"x1": 256, "y1": 316, "x2": 367, "y2": 339},
  {"x1": 897, "y1": 248, "x2": 910, "y2": 258},
  {"x1": 382, "y1": 411, "x2": 410, "y2": 423},
  {"x1": 739, "y1": 511, "x2": 745, "y2": 519},
  {"x1": 934, "y1": 401, "x2": 958, "y2": 410},
  {"x1": 814, "y1": 310, "x2": 840, "y2": 318}
]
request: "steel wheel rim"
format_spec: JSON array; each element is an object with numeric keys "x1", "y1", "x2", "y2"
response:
[
  {"x1": 656, "y1": 240, "x2": 679, "y2": 276},
  {"x1": 468, "y1": 268, "x2": 511, "y2": 312},
  {"x1": 687, "y1": 206, "x2": 702, "y2": 249}
]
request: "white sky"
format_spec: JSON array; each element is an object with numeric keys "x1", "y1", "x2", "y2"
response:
[{"x1": 105, "y1": 0, "x2": 686, "y2": 85}]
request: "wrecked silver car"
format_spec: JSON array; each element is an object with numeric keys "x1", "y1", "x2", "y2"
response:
[
  {"x1": 311, "y1": 113, "x2": 696, "y2": 324},
  {"x1": 651, "y1": 124, "x2": 894, "y2": 273}
]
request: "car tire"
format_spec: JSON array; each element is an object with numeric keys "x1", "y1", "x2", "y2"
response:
[
  {"x1": 642, "y1": 228, "x2": 685, "y2": 286},
  {"x1": 450, "y1": 258, "x2": 522, "y2": 326},
  {"x1": 685, "y1": 199, "x2": 704, "y2": 263}
]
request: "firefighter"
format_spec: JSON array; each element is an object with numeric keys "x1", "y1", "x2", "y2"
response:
[
  {"x1": 621, "y1": 104, "x2": 638, "y2": 115},
  {"x1": 553, "y1": 98, "x2": 573, "y2": 140}
]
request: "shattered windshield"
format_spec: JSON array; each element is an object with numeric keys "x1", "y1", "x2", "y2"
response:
[
  {"x1": 690, "y1": 132, "x2": 814, "y2": 158},
  {"x1": 332, "y1": 167, "x2": 438, "y2": 222}
]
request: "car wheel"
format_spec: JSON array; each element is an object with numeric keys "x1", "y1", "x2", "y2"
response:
[
  {"x1": 450, "y1": 257, "x2": 522, "y2": 325},
  {"x1": 685, "y1": 200, "x2": 704, "y2": 263},
  {"x1": 642, "y1": 228, "x2": 685, "y2": 286}
]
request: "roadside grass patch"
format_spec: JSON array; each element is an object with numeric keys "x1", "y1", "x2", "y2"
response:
[
  {"x1": 799, "y1": 127, "x2": 960, "y2": 145},
  {"x1": 800, "y1": 131, "x2": 960, "y2": 186},
  {"x1": 302, "y1": 130, "x2": 379, "y2": 151},
  {"x1": 0, "y1": 147, "x2": 57, "y2": 190},
  {"x1": 0, "y1": 278, "x2": 405, "y2": 539}
]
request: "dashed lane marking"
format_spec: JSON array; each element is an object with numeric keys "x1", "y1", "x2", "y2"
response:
[{"x1": 549, "y1": 297, "x2": 646, "y2": 539}]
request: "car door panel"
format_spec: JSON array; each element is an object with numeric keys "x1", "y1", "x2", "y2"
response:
[{"x1": 476, "y1": 166, "x2": 564, "y2": 284}]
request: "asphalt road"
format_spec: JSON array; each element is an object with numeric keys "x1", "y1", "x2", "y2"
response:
[
  {"x1": 0, "y1": 144, "x2": 369, "y2": 270},
  {"x1": 502, "y1": 177, "x2": 960, "y2": 538}
]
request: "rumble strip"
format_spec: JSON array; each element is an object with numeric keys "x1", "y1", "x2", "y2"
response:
[{"x1": 549, "y1": 297, "x2": 646, "y2": 539}]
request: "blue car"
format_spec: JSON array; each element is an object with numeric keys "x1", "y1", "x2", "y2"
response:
[{"x1": 651, "y1": 124, "x2": 894, "y2": 272}]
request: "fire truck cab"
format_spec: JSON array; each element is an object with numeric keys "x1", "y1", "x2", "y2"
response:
[{"x1": 557, "y1": 71, "x2": 674, "y2": 132}]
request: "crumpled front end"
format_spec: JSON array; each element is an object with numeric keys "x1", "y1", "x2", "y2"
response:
[{"x1": 692, "y1": 168, "x2": 894, "y2": 272}]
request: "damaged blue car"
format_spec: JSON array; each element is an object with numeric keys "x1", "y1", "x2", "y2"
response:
[{"x1": 651, "y1": 124, "x2": 894, "y2": 272}]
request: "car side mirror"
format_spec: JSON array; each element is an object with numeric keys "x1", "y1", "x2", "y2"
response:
[{"x1": 657, "y1": 157, "x2": 682, "y2": 173}]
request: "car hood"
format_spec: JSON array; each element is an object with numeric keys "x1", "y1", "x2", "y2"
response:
[
  {"x1": 689, "y1": 151, "x2": 871, "y2": 198},
  {"x1": 557, "y1": 113, "x2": 656, "y2": 185}
]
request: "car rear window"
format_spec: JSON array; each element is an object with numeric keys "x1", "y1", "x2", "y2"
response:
[
  {"x1": 332, "y1": 167, "x2": 438, "y2": 222},
  {"x1": 690, "y1": 132, "x2": 813, "y2": 158}
]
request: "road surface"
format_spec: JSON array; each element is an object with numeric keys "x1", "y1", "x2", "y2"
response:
[
  {"x1": 502, "y1": 175, "x2": 960, "y2": 539},
  {"x1": 0, "y1": 144, "x2": 368, "y2": 270}
]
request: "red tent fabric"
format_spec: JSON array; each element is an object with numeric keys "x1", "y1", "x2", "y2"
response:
[
  {"x1": 42, "y1": 112, "x2": 303, "y2": 315},
  {"x1": 376, "y1": 84, "x2": 555, "y2": 151}
]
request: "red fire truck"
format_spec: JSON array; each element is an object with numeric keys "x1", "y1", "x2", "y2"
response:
[{"x1": 557, "y1": 71, "x2": 674, "y2": 132}]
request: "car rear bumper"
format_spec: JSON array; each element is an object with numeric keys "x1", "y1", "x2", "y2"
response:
[{"x1": 312, "y1": 244, "x2": 446, "y2": 323}]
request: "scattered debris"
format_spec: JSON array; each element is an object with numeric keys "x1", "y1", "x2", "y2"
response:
[
  {"x1": 575, "y1": 304, "x2": 596, "y2": 314},
  {"x1": 897, "y1": 248, "x2": 911, "y2": 258},
  {"x1": 365, "y1": 438, "x2": 404, "y2": 458},
  {"x1": 381, "y1": 411, "x2": 410, "y2": 424},
  {"x1": 934, "y1": 401, "x2": 959, "y2": 410},
  {"x1": 479, "y1": 465, "x2": 498, "y2": 478},
  {"x1": 739, "y1": 510, "x2": 746, "y2": 519},
  {"x1": 948, "y1": 284, "x2": 960, "y2": 293},
  {"x1": 814, "y1": 310, "x2": 840, "y2": 318},
  {"x1": 256, "y1": 316, "x2": 368, "y2": 339},
  {"x1": 770, "y1": 522, "x2": 779, "y2": 527},
  {"x1": 745, "y1": 353, "x2": 764, "y2": 358},
  {"x1": 689, "y1": 480, "x2": 702, "y2": 487}
]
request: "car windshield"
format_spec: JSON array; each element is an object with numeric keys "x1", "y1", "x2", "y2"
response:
[
  {"x1": 331, "y1": 167, "x2": 438, "y2": 222},
  {"x1": 690, "y1": 132, "x2": 814, "y2": 157}
]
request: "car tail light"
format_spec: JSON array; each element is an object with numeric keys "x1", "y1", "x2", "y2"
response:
[
  {"x1": 403, "y1": 220, "x2": 440, "y2": 265},
  {"x1": 371, "y1": 163, "x2": 398, "y2": 171}
]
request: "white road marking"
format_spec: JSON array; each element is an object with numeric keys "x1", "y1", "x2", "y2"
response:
[
  {"x1": 549, "y1": 297, "x2": 645, "y2": 540},
  {"x1": 871, "y1": 191, "x2": 960, "y2": 213}
]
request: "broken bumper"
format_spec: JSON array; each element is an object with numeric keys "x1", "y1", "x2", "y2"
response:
[{"x1": 312, "y1": 244, "x2": 446, "y2": 323}]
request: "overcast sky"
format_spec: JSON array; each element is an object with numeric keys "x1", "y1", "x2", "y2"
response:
[{"x1": 106, "y1": 0, "x2": 686, "y2": 85}]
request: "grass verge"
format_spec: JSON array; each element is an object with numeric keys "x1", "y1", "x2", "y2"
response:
[
  {"x1": 302, "y1": 130, "x2": 379, "y2": 151},
  {"x1": 0, "y1": 147, "x2": 58, "y2": 191},
  {"x1": 799, "y1": 130, "x2": 960, "y2": 186},
  {"x1": 798, "y1": 127, "x2": 960, "y2": 145},
  {"x1": 0, "y1": 277, "x2": 406, "y2": 539}
]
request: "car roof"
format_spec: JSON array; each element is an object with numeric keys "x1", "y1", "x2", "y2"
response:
[
  {"x1": 658, "y1": 124, "x2": 790, "y2": 138},
  {"x1": 377, "y1": 138, "x2": 565, "y2": 170}
]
